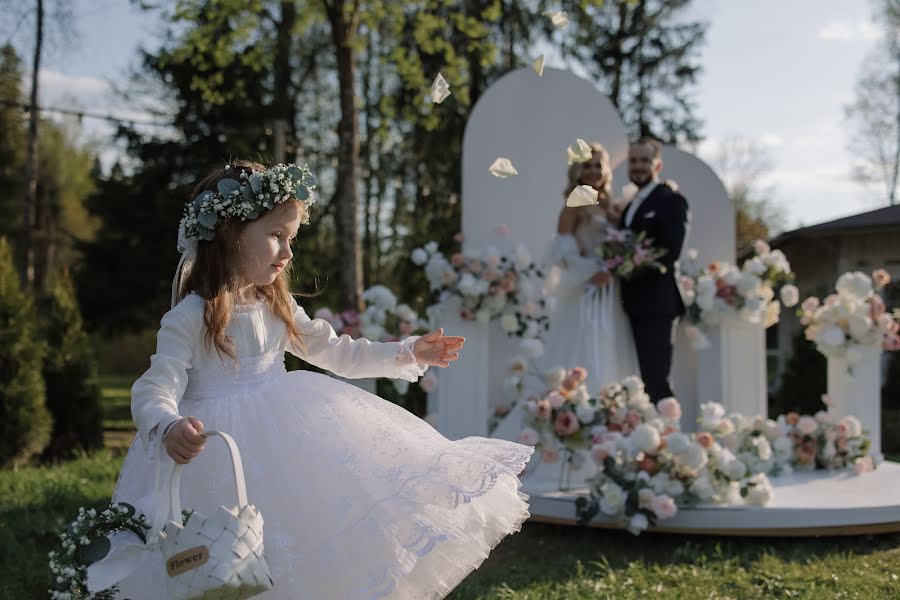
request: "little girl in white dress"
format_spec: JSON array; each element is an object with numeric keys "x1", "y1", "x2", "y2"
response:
[{"x1": 109, "y1": 160, "x2": 533, "y2": 599}]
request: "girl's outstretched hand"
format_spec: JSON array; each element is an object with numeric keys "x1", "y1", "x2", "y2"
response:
[
  {"x1": 165, "y1": 416, "x2": 206, "y2": 464},
  {"x1": 413, "y1": 328, "x2": 465, "y2": 368}
]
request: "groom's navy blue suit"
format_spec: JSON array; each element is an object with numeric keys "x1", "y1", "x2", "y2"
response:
[{"x1": 620, "y1": 181, "x2": 690, "y2": 403}]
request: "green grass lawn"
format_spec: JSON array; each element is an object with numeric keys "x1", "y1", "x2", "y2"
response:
[{"x1": 2, "y1": 376, "x2": 898, "y2": 598}]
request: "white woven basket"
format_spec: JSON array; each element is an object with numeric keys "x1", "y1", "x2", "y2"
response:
[{"x1": 159, "y1": 430, "x2": 274, "y2": 600}]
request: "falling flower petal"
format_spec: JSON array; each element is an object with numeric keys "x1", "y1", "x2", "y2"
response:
[
  {"x1": 566, "y1": 138, "x2": 593, "y2": 165},
  {"x1": 489, "y1": 157, "x2": 518, "y2": 179},
  {"x1": 566, "y1": 184, "x2": 599, "y2": 207},
  {"x1": 533, "y1": 54, "x2": 545, "y2": 76},
  {"x1": 430, "y1": 73, "x2": 451, "y2": 104},
  {"x1": 544, "y1": 10, "x2": 569, "y2": 29}
]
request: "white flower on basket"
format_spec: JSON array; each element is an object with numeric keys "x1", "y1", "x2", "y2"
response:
[
  {"x1": 795, "y1": 415, "x2": 818, "y2": 436},
  {"x1": 744, "y1": 473, "x2": 774, "y2": 506},
  {"x1": 627, "y1": 513, "x2": 650, "y2": 535},
  {"x1": 848, "y1": 314, "x2": 873, "y2": 340},
  {"x1": 700, "y1": 402, "x2": 726, "y2": 430},
  {"x1": 500, "y1": 313, "x2": 519, "y2": 332},
  {"x1": 664, "y1": 432, "x2": 691, "y2": 455},
  {"x1": 621, "y1": 375, "x2": 645, "y2": 395},
  {"x1": 678, "y1": 443, "x2": 709, "y2": 473},
  {"x1": 575, "y1": 402, "x2": 596, "y2": 423},
  {"x1": 836, "y1": 271, "x2": 873, "y2": 299},
  {"x1": 817, "y1": 325, "x2": 846, "y2": 348},
  {"x1": 599, "y1": 481, "x2": 627, "y2": 515},
  {"x1": 631, "y1": 424, "x2": 662, "y2": 454}
]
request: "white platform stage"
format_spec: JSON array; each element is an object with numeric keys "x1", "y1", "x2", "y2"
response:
[{"x1": 522, "y1": 461, "x2": 900, "y2": 536}]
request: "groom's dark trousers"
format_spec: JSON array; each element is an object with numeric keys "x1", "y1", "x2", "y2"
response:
[{"x1": 620, "y1": 182, "x2": 690, "y2": 403}]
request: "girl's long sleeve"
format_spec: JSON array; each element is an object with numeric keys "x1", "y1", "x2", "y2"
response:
[
  {"x1": 286, "y1": 297, "x2": 427, "y2": 382},
  {"x1": 130, "y1": 300, "x2": 199, "y2": 456}
]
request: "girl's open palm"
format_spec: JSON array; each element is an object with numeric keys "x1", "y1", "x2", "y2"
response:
[{"x1": 413, "y1": 328, "x2": 465, "y2": 367}]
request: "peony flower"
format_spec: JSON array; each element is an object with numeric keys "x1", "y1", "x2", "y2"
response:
[
  {"x1": 544, "y1": 367, "x2": 567, "y2": 388},
  {"x1": 651, "y1": 494, "x2": 678, "y2": 520},
  {"x1": 631, "y1": 423, "x2": 662, "y2": 454},
  {"x1": 554, "y1": 411, "x2": 581, "y2": 436},
  {"x1": 657, "y1": 397, "x2": 682, "y2": 422},
  {"x1": 546, "y1": 391, "x2": 567, "y2": 409}
]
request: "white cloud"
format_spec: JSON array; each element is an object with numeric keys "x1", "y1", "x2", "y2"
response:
[{"x1": 817, "y1": 20, "x2": 882, "y2": 42}]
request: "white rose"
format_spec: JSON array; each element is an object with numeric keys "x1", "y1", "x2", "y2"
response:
[
  {"x1": 745, "y1": 256, "x2": 767, "y2": 276},
  {"x1": 572, "y1": 386, "x2": 590, "y2": 405},
  {"x1": 689, "y1": 476, "x2": 715, "y2": 501},
  {"x1": 631, "y1": 423, "x2": 662, "y2": 453},
  {"x1": 544, "y1": 367, "x2": 566, "y2": 388},
  {"x1": 410, "y1": 248, "x2": 428, "y2": 265},
  {"x1": 517, "y1": 427, "x2": 540, "y2": 446},
  {"x1": 848, "y1": 314, "x2": 873, "y2": 340},
  {"x1": 665, "y1": 432, "x2": 691, "y2": 455},
  {"x1": 700, "y1": 402, "x2": 726, "y2": 430},
  {"x1": 839, "y1": 416, "x2": 863, "y2": 437},
  {"x1": 780, "y1": 284, "x2": 799, "y2": 308},
  {"x1": 722, "y1": 459, "x2": 748, "y2": 480},
  {"x1": 836, "y1": 271, "x2": 873, "y2": 300},
  {"x1": 500, "y1": 313, "x2": 519, "y2": 332},
  {"x1": 599, "y1": 482, "x2": 626, "y2": 515},
  {"x1": 737, "y1": 272, "x2": 762, "y2": 297},
  {"x1": 744, "y1": 474, "x2": 773, "y2": 506},
  {"x1": 575, "y1": 402, "x2": 596, "y2": 423},
  {"x1": 627, "y1": 512, "x2": 650, "y2": 535},
  {"x1": 679, "y1": 443, "x2": 709, "y2": 472},
  {"x1": 622, "y1": 375, "x2": 645, "y2": 394},
  {"x1": 424, "y1": 241, "x2": 439, "y2": 254}
]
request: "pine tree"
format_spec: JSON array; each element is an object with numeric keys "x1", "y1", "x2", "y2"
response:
[
  {"x1": 37, "y1": 268, "x2": 103, "y2": 459},
  {"x1": 0, "y1": 236, "x2": 50, "y2": 468}
]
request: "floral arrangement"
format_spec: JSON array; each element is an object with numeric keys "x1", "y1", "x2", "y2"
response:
[
  {"x1": 679, "y1": 240, "x2": 799, "y2": 349},
  {"x1": 48, "y1": 503, "x2": 149, "y2": 600},
  {"x1": 509, "y1": 365, "x2": 879, "y2": 535},
  {"x1": 314, "y1": 285, "x2": 431, "y2": 395},
  {"x1": 412, "y1": 229, "x2": 550, "y2": 340},
  {"x1": 179, "y1": 163, "x2": 317, "y2": 245},
  {"x1": 595, "y1": 226, "x2": 668, "y2": 279},
  {"x1": 798, "y1": 269, "x2": 900, "y2": 369}
]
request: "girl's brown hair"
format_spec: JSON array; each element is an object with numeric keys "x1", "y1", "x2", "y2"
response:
[{"x1": 178, "y1": 160, "x2": 306, "y2": 365}]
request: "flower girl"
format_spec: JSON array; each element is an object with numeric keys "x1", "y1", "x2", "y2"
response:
[{"x1": 108, "y1": 160, "x2": 534, "y2": 598}]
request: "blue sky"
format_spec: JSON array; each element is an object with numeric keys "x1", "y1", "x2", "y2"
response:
[{"x1": 2, "y1": 0, "x2": 887, "y2": 231}]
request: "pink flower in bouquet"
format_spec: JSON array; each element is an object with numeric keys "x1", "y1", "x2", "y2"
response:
[
  {"x1": 801, "y1": 297, "x2": 820, "y2": 313},
  {"x1": 495, "y1": 223, "x2": 510, "y2": 237},
  {"x1": 880, "y1": 314, "x2": 900, "y2": 335},
  {"x1": 796, "y1": 416, "x2": 818, "y2": 436},
  {"x1": 657, "y1": 397, "x2": 682, "y2": 421},
  {"x1": 651, "y1": 495, "x2": 678, "y2": 520},
  {"x1": 561, "y1": 375, "x2": 579, "y2": 391},
  {"x1": 541, "y1": 447, "x2": 561, "y2": 463},
  {"x1": 716, "y1": 283, "x2": 738, "y2": 306},
  {"x1": 821, "y1": 393, "x2": 833, "y2": 407},
  {"x1": 884, "y1": 333, "x2": 900, "y2": 351},
  {"x1": 554, "y1": 411, "x2": 581, "y2": 436},
  {"x1": 450, "y1": 253, "x2": 465, "y2": 266},
  {"x1": 854, "y1": 455, "x2": 874, "y2": 475},
  {"x1": 459, "y1": 307, "x2": 474, "y2": 320},
  {"x1": 696, "y1": 432, "x2": 715, "y2": 449},
  {"x1": 873, "y1": 269, "x2": 891, "y2": 290},
  {"x1": 626, "y1": 410, "x2": 643, "y2": 427},
  {"x1": 547, "y1": 391, "x2": 567, "y2": 408},
  {"x1": 868, "y1": 295, "x2": 886, "y2": 320},
  {"x1": 754, "y1": 239, "x2": 771, "y2": 255},
  {"x1": 570, "y1": 366, "x2": 588, "y2": 383},
  {"x1": 633, "y1": 247, "x2": 649, "y2": 266},
  {"x1": 606, "y1": 255, "x2": 624, "y2": 269},
  {"x1": 606, "y1": 228, "x2": 628, "y2": 243},
  {"x1": 707, "y1": 262, "x2": 722, "y2": 274},
  {"x1": 680, "y1": 276, "x2": 695, "y2": 292},
  {"x1": 453, "y1": 232, "x2": 465, "y2": 243},
  {"x1": 536, "y1": 398, "x2": 553, "y2": 420}
]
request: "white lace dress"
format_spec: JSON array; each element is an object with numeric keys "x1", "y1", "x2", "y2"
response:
[
  {"x1": 111, "y1": 292, "x2": 533, "y2": 599},
  {"x1": 541, "y1": 213, "x2": 640, "y2": 392}
]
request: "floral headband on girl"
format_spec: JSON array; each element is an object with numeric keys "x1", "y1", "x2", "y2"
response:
[{"x1": 171, "y1": 163, "x2": 318, "y2": 307}]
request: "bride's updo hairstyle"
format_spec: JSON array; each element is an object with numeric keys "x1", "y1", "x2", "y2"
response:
[{"x1": 182, "y1": 159, "x2": 306, "y2": 365}]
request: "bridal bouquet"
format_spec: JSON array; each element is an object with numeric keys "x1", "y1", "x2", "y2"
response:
[
  {"x1": 412, "y1": 232, "x2": 550, "y2": 340},
  {"x1": 595, "y1": 226, "x2": 668, "y2": 279},
  {"x1": 798, "y1": 269, "x2": 900, "y2": 368}
]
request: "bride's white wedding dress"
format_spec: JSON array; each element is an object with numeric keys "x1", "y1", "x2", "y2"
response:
[{"x1": 491, "y1": 212, "x2": 639, "y2": 492}]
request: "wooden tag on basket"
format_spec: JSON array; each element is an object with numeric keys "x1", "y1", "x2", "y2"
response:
[{"x1": 167, "y1": 546, "x2": 209, "y2": 577}]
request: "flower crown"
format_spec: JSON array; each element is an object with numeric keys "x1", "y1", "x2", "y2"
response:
[{"x1": 177, "y1": 163, "x2": 318, "y2": 251}]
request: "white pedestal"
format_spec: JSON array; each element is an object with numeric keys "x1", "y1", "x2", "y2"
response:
[
  {"x1": 827, "y1": 345, "x2": 882, "y2": 456},
  {"x1": 696, "y1": 313, "x2": 767, "y2": 420},
  {"x1": 436, "y1": 315, "x2": 491, "y2": 439}
]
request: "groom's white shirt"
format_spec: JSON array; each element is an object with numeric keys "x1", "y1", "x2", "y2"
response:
[{"x1": 623, "y1": 180, "x2": 660, "y2": 228}]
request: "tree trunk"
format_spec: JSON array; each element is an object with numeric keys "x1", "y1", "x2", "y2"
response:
[
  {"x1": 324, "y1": 0, "x2": 362, "y2": 310},
  {"x1": 21, "y1": 0, "x2": 43, "y2": 288}
]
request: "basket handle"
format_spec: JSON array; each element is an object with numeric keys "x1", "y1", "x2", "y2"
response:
[{"x1": 168, "y1": 430, "x2": 248, "y2": 522}]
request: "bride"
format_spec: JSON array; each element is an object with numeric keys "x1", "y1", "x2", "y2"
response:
[
  {"x1": 541, "y1": 142, "x2": 639, "y2": 393},
  {"x1": 491, "y1": 142, "x2": 639, "y2": 491}
]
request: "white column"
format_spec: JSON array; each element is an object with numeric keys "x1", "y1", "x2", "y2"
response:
[
  {"x1": 827, "y1": 344, "x2": 882, "y2": 456},
  {"x1": 435, "y1": 315, "x2": 491, "y2": 439},
  {"x1": 697, "y1": 312, "x2": 767, "y2": 419}
]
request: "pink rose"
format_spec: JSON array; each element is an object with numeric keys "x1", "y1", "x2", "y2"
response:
[
  {"x1": 500, "y1": 278, "x2": 516, "y2": 292},
  {"x1": 696, "y1": 432, "x2": 714, "y2": 449},
  {"x1": 872, "y1": 269, "x2": 891, "y2": 290},
  {"x1": 570, "y1": 366, "x2": 588, "y2": 383},
  {"x1": 651, "y1": 495, "x2": 678, "y2": 520},
  {"x1": 801, "y1": 296, "x2": 820, "y2": 313},
  {"x1": 554, "y1": 411, "x2": 581, "y2": 436},
  {"x1": 657, "y1": 397, "x2": 682, "y2": 421},
  {"x1": 754, "y1": 239, "x2": 771, "y2": 255},
  {"x1": 591, "y1": 442, "x2": 615, "y2": 463},
  {"x1": 804, "y1": 325, "x2": 818, "y2": 341},
  {"x1": 824, "y1": 294, "x2": 840, "y2": 307},
  {"x1": 785, "y1": 412, "x2": 799, "y2": 426},
  {"x1": 546, "y1": 391, "x2": 567, "y2": 409}
]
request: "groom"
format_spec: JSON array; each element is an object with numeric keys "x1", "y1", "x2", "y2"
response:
[{"x1": 620, "y1": 138, "x2": 690, "y2": 403}]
